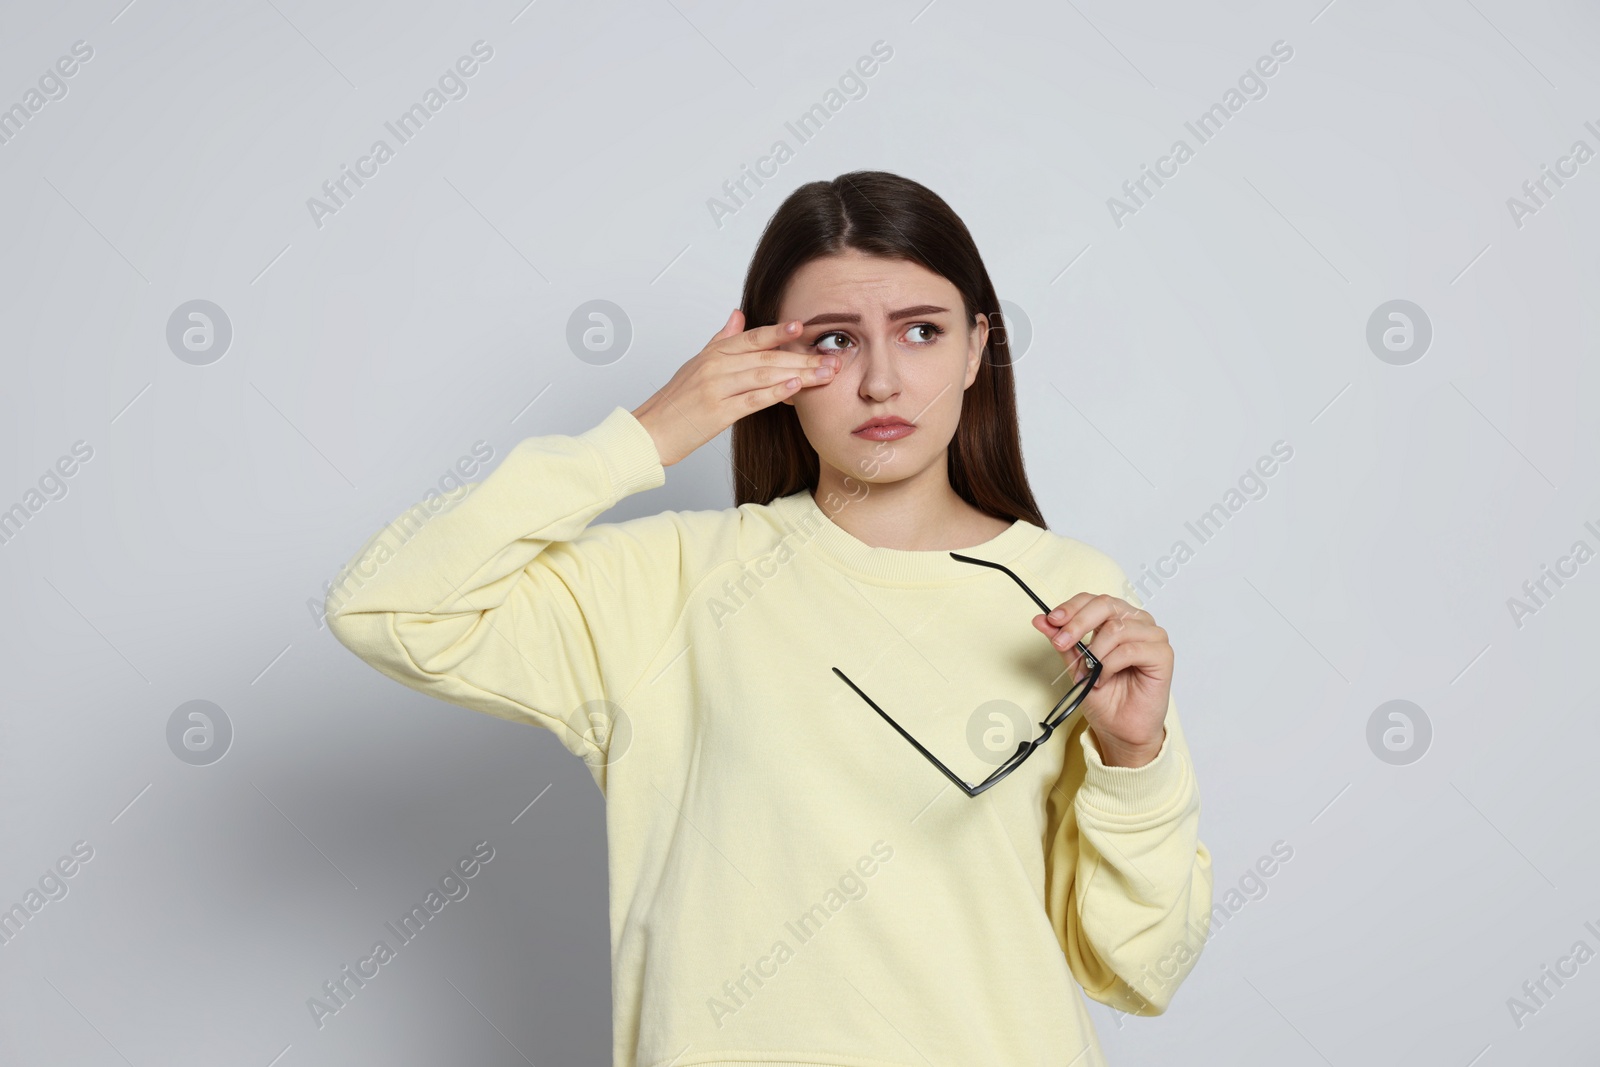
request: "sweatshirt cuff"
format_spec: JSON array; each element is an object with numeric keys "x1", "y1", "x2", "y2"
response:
[
  {"x1": 1076, "y1": 725, "x2": 1189, "y2": 820},
  {"x1": 577, "y1": 406, "x2": 667, "y2": 498}
]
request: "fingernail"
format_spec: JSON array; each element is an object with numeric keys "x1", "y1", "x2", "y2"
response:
[
  {"x1": 786, "y1": 321, "x2": 800, "y2": 333},
  {"x1": 1048, "y1": 609, "x2": 1064, "y2": 622}
]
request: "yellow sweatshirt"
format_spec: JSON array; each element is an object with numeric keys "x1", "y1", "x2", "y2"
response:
[{"x1": 325, "y1": 405, "x2": 1213, "y2": 1067}]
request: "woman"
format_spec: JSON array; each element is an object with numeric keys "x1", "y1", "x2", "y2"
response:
[{"x1": 326, "y1": 171, "x2": 1213, "y2": 1067}]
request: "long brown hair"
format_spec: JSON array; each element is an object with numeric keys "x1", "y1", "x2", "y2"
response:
[{"x1": 730, "y1": 170, "x2": 1047, "y2": 529}]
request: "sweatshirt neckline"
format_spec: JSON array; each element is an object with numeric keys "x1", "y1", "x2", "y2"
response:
[{"x1": 767, "y1": 489, "x2": 1045, "y2": 584}]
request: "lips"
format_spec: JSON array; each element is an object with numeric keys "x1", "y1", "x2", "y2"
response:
[
  {"x1": 852, "y1": 417, "x2": 912, "y2": 433},
  {"x1": 851, "y1": 417, "x2": 917, "y2": 442}
]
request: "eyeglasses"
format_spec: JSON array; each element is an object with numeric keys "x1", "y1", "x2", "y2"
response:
[{"x1": 830, "y1": 552, "x2": 1103, "y2": 798}]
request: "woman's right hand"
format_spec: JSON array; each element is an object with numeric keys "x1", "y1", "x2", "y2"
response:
[{"x1": 630, "y1": 310, "x2": 841, "y2": 468}]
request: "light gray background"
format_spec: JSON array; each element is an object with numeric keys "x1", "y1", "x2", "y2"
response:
[{"x1": 2, "y1": 1, "x2": 1596, "y2": 1064}]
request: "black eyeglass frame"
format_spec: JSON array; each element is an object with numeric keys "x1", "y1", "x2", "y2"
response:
[{"x1": 830, "y1": 551, "x2": 1103, "y2": 798}]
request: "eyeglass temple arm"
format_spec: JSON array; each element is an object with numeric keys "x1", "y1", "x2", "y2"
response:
[
  {"x1": 830, "y1": 667, "x2": 991, "y2": 797},
  {"x1": 947, "y1": 552, "x2": 1101, "y2": 670},
  {"x1": 829, "y1": 555, "x2": 1105, "y2": 799}
]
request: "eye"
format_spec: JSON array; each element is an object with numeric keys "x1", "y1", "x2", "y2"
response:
[
  {"x1": 809, "y1": 323, "x2": 946, "y2": 352},
  {"x1": 813, "y1": 331, "x2": 853, "y2": 353}
]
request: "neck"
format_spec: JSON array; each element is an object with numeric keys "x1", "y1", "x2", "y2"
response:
[{"x1": 812, "y1": 459, "x2": 997, "y2": 552}]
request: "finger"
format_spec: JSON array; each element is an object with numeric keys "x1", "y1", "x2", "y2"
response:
[
  {"x1": 1083, "y1": 611, "x2": 1165, "y2": 667},
  {"x1": 1047, "y1": 637, "x2": 1097, "y2": 690},
  {"x1": 1043, "y1": 592, "x2": 1097, "y2": 632},
  {"x1": 1042, "y1": 594, "x2": 1115, "y2": 652},
  {"x1": 1047, "y1": 593, "x2": 1148, "y2": 628},
  {"x1": 727, "y1": 360, "x2": 836, "y2": 397},
  {"x1": 1050, "y1": 594, "x2": 1144, "y2": 648},
  {"x1": 1086, "y1": 640, "x2": 1173, "y2": 687},
  {"x1": 1034, "y1": 612, "x2": 1097, "y2": 668},
  {"x1": 738, "y1": 373, "x2": 806, "y2": 410},
  {"x1": 718, "y1": 317, "x2": 805, "y2": 355},
  {"x1": 1034, "y1": 613, "x2": 1094, "y2": 654},
  {"x1": 710, "y1": 308, "x2": 743, "y2": 343},
  {"x1": 720, "y1": 371, "x2": 806, "y2": 412},
  {"x1": 1043, "y1": 618, "x2": 1159, "y2": 671}
]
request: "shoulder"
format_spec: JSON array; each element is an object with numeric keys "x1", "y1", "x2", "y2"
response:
[
  {"x1": 1013, "y1": 528, "x2": 1143, "y2": 607},
  {"x1": 576, "y1": 492, "x2": 800, "y2": 573}
]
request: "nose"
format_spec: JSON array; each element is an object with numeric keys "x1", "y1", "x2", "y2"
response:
[{"x1": 853, "y1": 337, "x2": 901, "y2": 402}]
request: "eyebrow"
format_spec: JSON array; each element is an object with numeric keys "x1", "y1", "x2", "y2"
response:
[{"x1": 801, "y1": 304, "x2": 950, "y2": 327}]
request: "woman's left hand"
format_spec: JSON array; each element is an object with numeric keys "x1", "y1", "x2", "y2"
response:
[{"x1": 1031, "y1": 594, "x2": 1173, "y2": 768}]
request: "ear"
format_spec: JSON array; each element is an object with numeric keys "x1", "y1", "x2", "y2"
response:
[{"x1": 964, "y1": 312, "x2": 990, "y2": 388}]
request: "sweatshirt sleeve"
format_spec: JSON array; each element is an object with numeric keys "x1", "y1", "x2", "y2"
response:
[
  {"x1": 1042, "y1": 574, "x2": 1214, "y2": 1016},
  {"x1": 323, "y1": 406, "x2": 682, "y2": 782}
]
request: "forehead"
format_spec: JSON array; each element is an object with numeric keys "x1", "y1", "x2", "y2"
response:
[{"x1": 777, "y1": 251, "x2": 959, "y2": 315}]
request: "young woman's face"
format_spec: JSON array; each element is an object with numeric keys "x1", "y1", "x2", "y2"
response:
[{"x1": 774, "y1": 250, "x2": 989, "y2": 488}]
